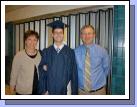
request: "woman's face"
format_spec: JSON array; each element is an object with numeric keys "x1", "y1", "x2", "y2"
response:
[{"x1": 25, "y1": 35, "x2": 38, "y2": 50}]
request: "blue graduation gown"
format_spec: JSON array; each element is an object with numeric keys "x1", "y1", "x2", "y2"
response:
[{"x1": 38, "y1": 45, "x2": 78, "y2": 95}]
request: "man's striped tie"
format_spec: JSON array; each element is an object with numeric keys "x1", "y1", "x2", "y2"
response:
[
  {"x1": 56, "y1": 48, "x2": 60, "y2": 53},
  {"x1": 84, "y1": 48, "x2": 91, "y2": 91}
]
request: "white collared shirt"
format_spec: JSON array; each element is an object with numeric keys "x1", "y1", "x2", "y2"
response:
[{"x1": 54, "y1": 43, "x2": 64, "y2": 53}]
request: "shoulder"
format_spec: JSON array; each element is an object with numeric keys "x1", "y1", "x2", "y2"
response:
[
  {"x1": 14, "y1": 50, "x2": 25, "y2": 58},
  {"x1": 61, "y1": 45, "x2": 75, "y2": 57},
  {"x1": 13, "y1": 50, "x2": 26, "y2": 62},
  {"x1": 64, "y1": 45, "x2": 74, "y2": 53},
  {"x1": 94, "y1": 44, "x2": 106, "y2": 51},
  {"x1": 93, "y1": 44, "x2": 108, "y2": 56},
  {"x1": 64, "y1": 45, "x2": 72, "y2": 50},
  {"x1": 41, "y1": 45, "x2": 54, "y2": 56},
  {"x1": 46, "y1": 45, "x2": 54, "y2": 52},
  {"x1": 42, "y1": 48, "x2": 48, "y2": 52},
  {"x1": 74, "y1": 45, "x2": 84, "y2": 54},
  {"x1": 41, "y1": 46, "x2": 51, "y2": 54}
]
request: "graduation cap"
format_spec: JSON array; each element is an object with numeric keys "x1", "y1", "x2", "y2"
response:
[{"x1": 47, "y1": 20, "x2": 68, "y2": 31}]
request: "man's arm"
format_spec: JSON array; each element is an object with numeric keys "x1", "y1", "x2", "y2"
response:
[
  {"x1": 38, "y1": 49, "x2": 48, "y2": 94},
  {"x1": 102, "y1": 49, "x2": 110, "y2": 77},
  {"x1": 71, "y1": 50, "x2": 78, "y2": 95}
]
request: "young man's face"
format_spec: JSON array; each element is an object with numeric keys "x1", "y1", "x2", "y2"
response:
[
  {"x1": 52, "y1": 28, "x2": 64, "y2": 43},
  {"x1": 80, "y1": 27, "x2": 95, "y2": 45}
]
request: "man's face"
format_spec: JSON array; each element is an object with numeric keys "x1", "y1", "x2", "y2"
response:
[
  {"x1": 52, "y1": 28, "x2": 64, "y2": 43},
  {"x1": 80, "y1": 27, "x2": 95, "y2": 45}
]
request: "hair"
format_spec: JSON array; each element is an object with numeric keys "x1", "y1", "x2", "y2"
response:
[
  {"x1": 24, "y1": 30, "x2": 39, "y2": 41},
  {"x1": 80, "y1": 25, "x2": 95, "y2": 34}
]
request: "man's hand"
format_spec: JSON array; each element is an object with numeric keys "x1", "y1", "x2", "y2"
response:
[{"x1": 43, "y1": 65, "x2": 47, "y2": 71}]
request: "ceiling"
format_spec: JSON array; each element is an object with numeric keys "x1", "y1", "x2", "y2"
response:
[{"x1": 5, "y1": 5, "x2": 30, "y2": 13}]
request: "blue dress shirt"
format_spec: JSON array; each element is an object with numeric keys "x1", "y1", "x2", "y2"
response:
[{"x1": 74, "y1": 43, "x2": 110, "y2": 90}]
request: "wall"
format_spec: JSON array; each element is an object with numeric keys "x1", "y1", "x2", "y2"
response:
[{"x1": 111, "y1": 5, "x2": 125, "y2": 94}]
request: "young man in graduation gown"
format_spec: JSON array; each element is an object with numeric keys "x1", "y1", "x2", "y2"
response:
[{"x1": 38, "y1": 20, "x2": 78, "y2": 95}]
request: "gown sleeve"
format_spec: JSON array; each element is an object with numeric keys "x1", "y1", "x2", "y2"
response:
[
  {"x1": 70, "y1": 50, "x2": 78, "y2": 95},
  {"x1": 38, "y1": 49, "x2": 48, "y2": 94}
]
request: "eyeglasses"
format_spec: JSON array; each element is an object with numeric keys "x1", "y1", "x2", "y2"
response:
[
  {"x1": 81, "y1": 32, "x2": 94, "y2": 35},
  {"x1": 53, "y1": 32, "x2": 63, "y2": 35}
]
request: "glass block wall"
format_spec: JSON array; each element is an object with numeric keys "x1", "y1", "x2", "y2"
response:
[{"x1": 111, "y1": 5, "x2": 125, "y2": 94}]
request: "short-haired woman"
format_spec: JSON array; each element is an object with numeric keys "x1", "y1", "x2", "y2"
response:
[{"x1": 10, "y1": 30, "x2": 41, "y2": 95}]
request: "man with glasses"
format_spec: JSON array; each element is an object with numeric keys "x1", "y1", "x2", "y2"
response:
[
  {"x1": 38, "y1": 20, "x2": 78, "y2": 95},
  {"x1": 75, "y1": 25, "x2": 110, "y2": 95}
]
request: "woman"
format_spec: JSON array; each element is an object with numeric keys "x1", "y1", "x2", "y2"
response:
[{"x1": 10, "y1": 30, "x2": 41, "y2": 95}]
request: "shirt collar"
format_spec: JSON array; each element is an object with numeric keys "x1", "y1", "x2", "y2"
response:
[
  {"x1": 84, "y1": 43, "x2": 94, "y2": 49},
  {"x1": 54, "y1": 43, "x2": 64, "y2": 51}
]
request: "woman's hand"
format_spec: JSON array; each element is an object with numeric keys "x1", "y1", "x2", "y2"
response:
[
  {"x1": 43, "y1": 91, "x2": 48, "y2": 95},
  {"x1": 9, "y1": 86, "x2": 16, "y2": 95}
]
